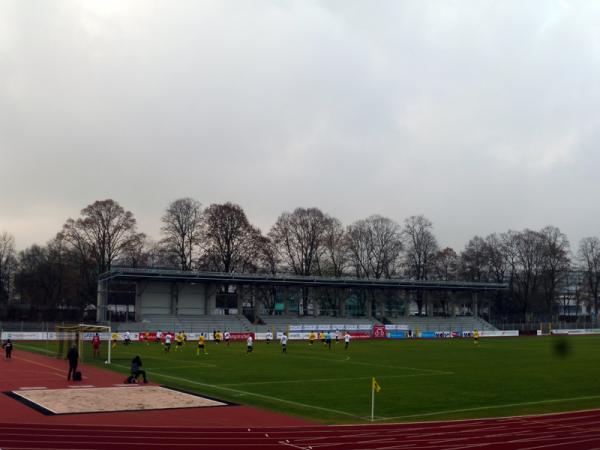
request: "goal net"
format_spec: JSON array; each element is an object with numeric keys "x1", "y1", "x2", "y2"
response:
[{"x1": 55, "y1": 324, "x2": 112, "y2": 364}]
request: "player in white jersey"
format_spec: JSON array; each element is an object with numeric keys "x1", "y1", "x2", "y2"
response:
[
  {"x1": 164, "y1": 332, "x2": 172, "y2": 352},
  {"x1": 246, "y1": 335, "x2": 253, "y2": 354},
  {"x1": 280, "y1": 333, "x2": 288, "y2": 353}
]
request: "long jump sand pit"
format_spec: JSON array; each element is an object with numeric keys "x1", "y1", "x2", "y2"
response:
[{"x1": 7, "y1": 386, "x2": 228, "y2": 415}]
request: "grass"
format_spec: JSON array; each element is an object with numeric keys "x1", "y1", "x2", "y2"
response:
[{"x1": 19, "y1": 335, "x2": 600, "y2": 424}]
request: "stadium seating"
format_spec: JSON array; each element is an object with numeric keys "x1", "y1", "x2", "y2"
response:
[
  {"x1": 384, "y1": 315, "x2": 497, "y2": 332},
  {"x1": 111, "y1": 314, "x2": 253, "y2": 333},
  {"x1": 255, "y1": 314, "x2": 381, "y2": 332}
]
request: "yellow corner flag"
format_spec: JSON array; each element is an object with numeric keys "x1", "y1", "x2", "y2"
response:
[{"x1": 372, "y1": 377, "x2": 381, "y2": 393}]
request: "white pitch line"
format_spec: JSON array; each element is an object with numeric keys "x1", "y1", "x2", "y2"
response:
[
  {"x1": 286, "y1": 353, "x2": 454, "y2": 375},
  {"x1": 374, "y1": 394, "x2": 600, "y2": 421},
  {"x1": 222, "y1": 372, "x2": 451, "y2": 387},
  {"x1": 109, "y1": 362, "x2": 363, "y2": 420},
  {"x1": 16, "y1": 343, "x2": 55, "y2": 355}
]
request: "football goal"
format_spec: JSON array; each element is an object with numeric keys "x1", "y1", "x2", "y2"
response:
[{"x1": 55, "y1": 324, "x2": 112, "y2": 364}]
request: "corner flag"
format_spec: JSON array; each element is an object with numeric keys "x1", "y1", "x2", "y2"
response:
[
  {"x1": 372, "y1": 377, "x2": 381, "y2": 393},
  {"x1": 371, "y1": 377, "x2": 381, "y2": 421}
]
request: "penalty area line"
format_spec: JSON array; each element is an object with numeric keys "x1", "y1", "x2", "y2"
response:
[
  {"x1": 222, "y1": 372, "x2": 451, "y2": 387},
  {"x1": 110, "y1": 363, "x2": 364, "y2": 420},
  {"x1": 287, "y1": 353, "x2": 454, "y2": 375},
  {"x1": 372, "y1": 394, "x2": 600, "y2": 421}
]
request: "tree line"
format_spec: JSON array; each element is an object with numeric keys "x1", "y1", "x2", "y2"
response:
[{"x1": 1, "y1": 198, "x2": 599, "y2": 323}]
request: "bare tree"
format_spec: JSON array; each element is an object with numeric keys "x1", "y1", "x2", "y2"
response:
[
  {"x1": 402, "y1": 215, "x2": 439, "y2": 314},
  {"x1": 269, "y1": 208, "x2": 330, "y2": 277},
  {"x1": 116, "y1": 233, "x2": 148, "y2": 268},
  {"x1": 316, "y1": 217, "x2": 348, "y2": 278},
  {"x1": 346, "y1": 215, "x2": 402, "y2": 279},
  {"x1": 255, "y1": 234, "x2": 280, "y2": 315},
  {"x1": 160, "y1": 198, "x2": 202, "y2": 271},
  {"x1": 460, "y1": 236, "x2": 488, "y2": 282},
  {"x1": 578, "y1": 237, "x2": 600, "y2": 325},
  {"x1": 60, "y1": 199, "x2": 141, "y2": 274},
  {"x1": 200, "y1": 202, "x2": 260, "y2": 273},
  {"x1": 0, "y1": 232, "x2": 17, "y2": 304},
  {"x1": 434, "y1": 247, "x2": 458, "y2": 281},
  {"x1": 539, "y1": 226, "x2": 571, "y2": 318},
  {"x1": 269, "y1": 207, "x2": 331, "y2": 314},
  {"x1": 502, "y1": 230, "x2": 547, "y2": 318}
]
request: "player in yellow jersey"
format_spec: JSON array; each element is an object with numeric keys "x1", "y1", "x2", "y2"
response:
[
  {"x1": 308, "y1": 331, "x2": 316, "y2": 345},
  {"x1": 197, "y1": 333, "x2": 207, "y2": 355},
  {"x1": 473, "y1": 329, "x2": 479, "y2": 345},
  {"x1": 111, "y1": 332, "x2": 119, "y2": 349},
  {"x1": 182, "y1": 331, "x2": 188, "y2": 346},
  {"x1": 144, "y1": 331, "x2": 150, "y2": 346},
  {"x1": 174, "y1": 332, "x2": 184, "y2": 351}
]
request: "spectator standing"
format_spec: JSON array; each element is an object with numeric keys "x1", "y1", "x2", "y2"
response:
[{"x1": 66, "y1": 344, "x2": 79, "y2": 381}]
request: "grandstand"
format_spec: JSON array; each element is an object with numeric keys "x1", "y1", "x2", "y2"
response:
[
  {"x1": 385, "y1": 315, "x2": 497, "y2": 332},
  {"x1": 110, "y1": 314, "x2": 253, "y2": 333},
  {"x1": 97, "y1": 268, "x2": 507, "y2": 334}
]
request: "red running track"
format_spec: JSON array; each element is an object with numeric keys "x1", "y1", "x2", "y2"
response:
[{"x1": 1, "y1": 351, "x2": 600, "y2": 449}]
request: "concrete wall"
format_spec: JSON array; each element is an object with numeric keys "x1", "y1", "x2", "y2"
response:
[
  {"x1": 139, "y1": 282, "x2": 172, "y2": 315},
  {"x1": 177, "y1": 284, "x2": 206, "y2": 315}
]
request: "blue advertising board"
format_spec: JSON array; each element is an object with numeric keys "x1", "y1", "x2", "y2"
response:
[
  {"x1": 388, "y1": 331, "x2": 407, "y2": 339},
  {"x1": 420, "y1": 331, "x2": 437, "y2": 339}
]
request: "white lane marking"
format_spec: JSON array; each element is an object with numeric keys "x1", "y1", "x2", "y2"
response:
[
  {"x1": 68, "y1": 385, "x2": 95, "y2": 388},
  {"x1": 222, "y1": 372, "x2": 451, "y2": 387},
  {"x1": 286, "y1": 353, "x2": 454, "y2": 375},
  {"x1": 19, "y1": 387, "x2": 47, "y2": 390},
  {"x1": 375, "y1": 394, "x2": 600, "y2": 421}
]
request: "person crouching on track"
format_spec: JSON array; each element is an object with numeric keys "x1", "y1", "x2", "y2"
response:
[{"x1": 130, "y1": 355, "x2": 148, "y2": 383}]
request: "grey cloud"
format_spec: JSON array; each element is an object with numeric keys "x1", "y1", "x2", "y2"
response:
[{"x1": 1, "y1": 0, "x2": 600, "y2": 251}]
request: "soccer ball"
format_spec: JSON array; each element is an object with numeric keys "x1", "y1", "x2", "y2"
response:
[{"x1": 104, "y1": 360, "x2": 108, "y2": 364}]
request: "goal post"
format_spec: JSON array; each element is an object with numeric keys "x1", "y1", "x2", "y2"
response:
[{"x1": 55, "y1": 324, "x2": 112, "y2": 364}]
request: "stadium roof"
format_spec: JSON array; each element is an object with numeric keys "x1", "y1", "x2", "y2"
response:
[{"x1": 99, "y1": 268, "x2": 508, "y2": 292}]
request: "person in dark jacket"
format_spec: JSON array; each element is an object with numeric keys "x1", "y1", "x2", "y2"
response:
[
  {"x1": 66, "y1": 344, "x2": 79, "y2": 381},
  {"x1": 2, "y1": 339, "x2": 13, "y2": 359},
  {"x1": 131, "y1": 355, "x2": 148, "y2": 383}
]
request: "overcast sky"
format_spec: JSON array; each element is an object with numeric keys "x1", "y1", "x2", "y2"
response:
[{"x1": 1, "y1": 0, "x2": 599, "y2": 252}]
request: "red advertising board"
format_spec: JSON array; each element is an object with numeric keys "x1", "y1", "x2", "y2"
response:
[
  {"x1": 348, "y1": 331, "x2": 371, "y2": 339},
  {"x1": 372, "y1": 325, "x2": 387, "y2": 339},
  {"x1": 229, "y1": 332, "x2": 255, "y2": 341},
  {"x1": 138, "y1": 332, "x2": 174, "y2": 342}
]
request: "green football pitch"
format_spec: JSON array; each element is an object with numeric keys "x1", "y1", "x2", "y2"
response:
[{"x1": 18, "y1": 336, "x2": 600, "y2": 424}]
